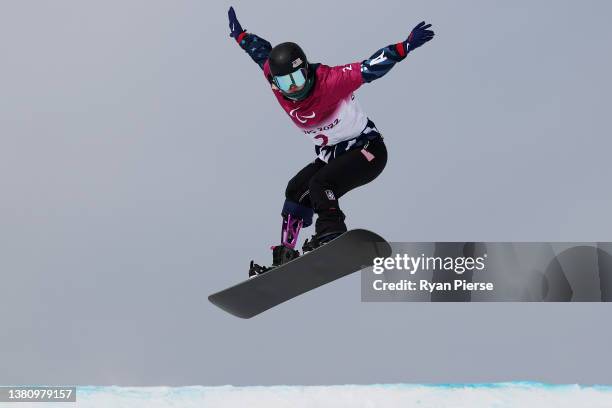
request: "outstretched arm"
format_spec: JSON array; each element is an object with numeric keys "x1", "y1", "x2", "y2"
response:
[
  {"x1": 228, "y1": 6, "x2": 272, "y2": 70},
  {"x1": 361, "y1": 21, "x2": 434, "y2": 83}
]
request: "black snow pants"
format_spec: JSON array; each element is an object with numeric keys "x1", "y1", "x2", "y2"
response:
[{"x1": 285, "y1": 136, "x2": 387, "y2": 236}]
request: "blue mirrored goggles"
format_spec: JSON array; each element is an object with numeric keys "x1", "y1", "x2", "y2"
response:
[{"x1": 273, "y1": 68, "x2": 307, "y2": 93}]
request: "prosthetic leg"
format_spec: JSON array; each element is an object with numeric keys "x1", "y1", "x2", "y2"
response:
[{"x1": 249, "y1": 201, "x2": 313, "y2": 278}]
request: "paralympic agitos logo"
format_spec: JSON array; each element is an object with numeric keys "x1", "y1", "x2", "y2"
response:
[{"x1": 289, "y1": 107, "x2": 316, "y2": 124}]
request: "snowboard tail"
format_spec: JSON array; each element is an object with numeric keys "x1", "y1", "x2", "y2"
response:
[{"x1": 208, "y1": 229, "x2": 391, "y2": 318}]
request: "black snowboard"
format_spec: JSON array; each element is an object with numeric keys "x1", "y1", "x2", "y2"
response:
[{"x1": 208, "y1": 229, "x2": 391, "y2": 318}]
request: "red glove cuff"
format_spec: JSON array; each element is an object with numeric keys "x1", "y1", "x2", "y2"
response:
[
  {"x1": 236, "y1": 31, "x2": 247, "y2": 43},
  {"x1": 395, "y1": 42, "x2": 407, "y2": 58}
]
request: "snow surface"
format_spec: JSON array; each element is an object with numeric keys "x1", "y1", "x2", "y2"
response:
[{"x1": 9, "y1": 383, "x2": 612, "y2": 408}]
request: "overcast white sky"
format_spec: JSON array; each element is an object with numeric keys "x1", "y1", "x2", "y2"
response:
[{"x1": 1, "y1": 0, "x2": 611, "y2": 385}]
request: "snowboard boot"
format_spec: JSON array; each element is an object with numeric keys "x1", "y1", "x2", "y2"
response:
[
  {"x1": 302, "y1": 209, "x2": 346, "y2": 253},
  {"x1": 249, "y1": 245, "x2": 300, "y2": 278},
  {"x1": 302, "y1": 231, "x2": 344, "y2": 253}
]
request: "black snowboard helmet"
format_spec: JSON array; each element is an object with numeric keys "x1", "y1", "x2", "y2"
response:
[{"x1": 269, "y1": 42, "x2": 314, "y2": 100}]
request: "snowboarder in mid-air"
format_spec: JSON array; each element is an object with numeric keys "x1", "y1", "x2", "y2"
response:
[{"x1": 227, "y1": 7, "x2": 434, "y2": 277}]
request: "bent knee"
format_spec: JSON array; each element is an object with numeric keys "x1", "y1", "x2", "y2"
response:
[{"x1": 285, "y1": 176, "x2": 304, "y2": 201}]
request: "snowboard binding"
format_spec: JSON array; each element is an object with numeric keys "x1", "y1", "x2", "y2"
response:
[
  {"x1": 249, "y1": 245, "x2": 300, "y2": 278},
  {"x1": 249, "y1": 214, "x2": 303, "y2": 278},
  {"x1": 302, "y1": 231, "x2": 344, "y2": 253}
]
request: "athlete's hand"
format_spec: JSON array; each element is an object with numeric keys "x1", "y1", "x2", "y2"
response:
[
  {"x1": 405, "y1": 21, "x2": 434, "y2": 53},
  {"x1": 228, "y1": 6, "x2": 244, "y2": 39}
]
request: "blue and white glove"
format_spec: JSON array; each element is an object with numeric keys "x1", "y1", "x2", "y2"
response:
[
  {"x1": 404, "y1": 21, "x2": 435, "y2": 53},
  {"x1": 227, "y1": 6, "x2": 245, "y2": 40}
]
